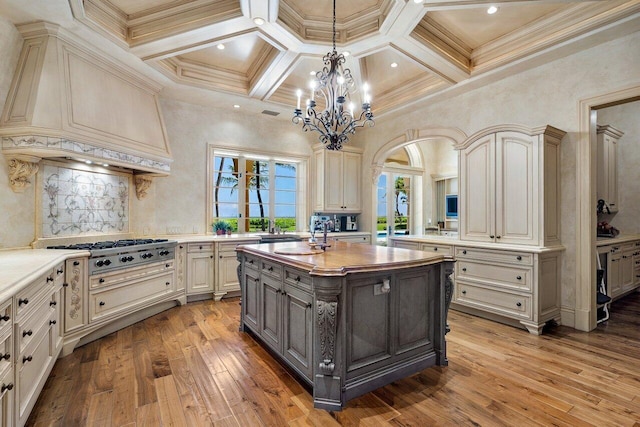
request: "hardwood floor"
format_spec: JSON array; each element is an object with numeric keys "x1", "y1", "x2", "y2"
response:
[{"x1": 28, "y1": 292, "x2": 640, "y2": 426}]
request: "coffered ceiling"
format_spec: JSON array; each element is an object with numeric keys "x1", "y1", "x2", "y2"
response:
[{"x1": 4, "y1": 0, "x2": 640, "y2": 117}]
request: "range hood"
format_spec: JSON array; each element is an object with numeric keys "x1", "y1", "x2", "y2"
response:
[{"x1": 0, "y1": 22, "x2": 172, "y2": 194}]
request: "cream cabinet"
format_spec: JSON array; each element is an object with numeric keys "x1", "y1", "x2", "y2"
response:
[
  {"x1": 186, "y1": 243, "x2": 215, "y2": 296},
  {"x1": 63, "y1": 257, "x2": 87, "y2": 334},
  {"x1": 331, "y1": 233, "x2": 370, "y2": 244},
  {"x1": 600, "y1": 241, "x2": 640, "y2": 299},
  {"x1": 0, "y1": 299, "x2": 13, "y2": 427},
  {"x1": 175, "y1": 244, "x2": 187, "y2": 293},
  {"x1": 215, "y1": 239, "x2": 260, "y2": 300},
  {"x1": 14, "y1": 262, "x2": 63, "y2": 427},
  {"x1": 596, "y1": 125, "x2": 623, "y2": 213},
  {"x1": 313, "y1": 146, "x2": 362, "y2": 213},
  {"x1": 458, "y1": 126, "x2": 564, "y2": 246},
  {"x1": 453, "y1": 246, "x2": 561, "y2": 335}
]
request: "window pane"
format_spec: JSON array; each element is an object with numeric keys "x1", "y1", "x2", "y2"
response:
[
  {"x1": 275, "y1": 162, "x2": 296, "y2": 177},
  {"x1": 376, "y1": 174, "x2": 388, "y2": 240}
]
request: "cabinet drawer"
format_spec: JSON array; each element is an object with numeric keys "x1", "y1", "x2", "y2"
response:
[
  {"x1": 0, "y1": 325, "x2": 11, "y2": 379},
  {"x1": 455, "y1": 247, "x2": 533, "y2": 266},
  {"x1": 244, "y1": 254, "x2": 260, "y2": 271},
  {"x1": 90, "y1": 260, "x2": 174, "y2": 289},
  {"x1": 420, "y1": 243, "x2": 452, "y2": 255},
  {"x1": 456, "y1": 281, "x2": 531, "y2": 320},
  {"x1": 14, "y1": 271, "x2": 54, "y2": 320},
  {"x1": 0, "y1": 300, "x2": 11, "y2": 335},
  {"x1": 187, "y1": 243, "x2": 213, "y2": 253},
  {"x1": 284, "y1": 268, "x2": 312, "y2": 292},
  {"x1": 390, "y1": 241, "x2": 420, "y2": 250},
  {"x1": 15, "y1": 295, "x2": 55, "y2": 355},
  {"x1": 456, "y1": 260, "x2": 532, "y2": 291},
  {"x1": 90, "y1": 272, "x2": 175, "y2": 323},
  {"x1": 261, "y1": 259, "x2": 283, "y2": 280},
  {"x1": 219, "y1": 240, "x2": 259, "y2": 252},
  {"x1": 17, "y1": 323, "x2": 53, "y2": 424}
]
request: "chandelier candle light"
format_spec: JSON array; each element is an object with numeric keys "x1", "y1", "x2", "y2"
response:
[{"x1": 292, "y1": 0, "x2": 374, "y2": 151}]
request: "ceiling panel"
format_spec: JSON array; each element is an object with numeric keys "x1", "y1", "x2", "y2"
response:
[
  {"x1": 363, "y1": 49, "x2": 428, "y2": 97},
  {"x1": 109, "y1": 0, "x2": 182, "y2": 16},
  {"x1": 283, "y1": 0, "x2": 384, "y2": 21},
  {"x1": 178, "y1": 34, "x2": 269, "y2": 73}
]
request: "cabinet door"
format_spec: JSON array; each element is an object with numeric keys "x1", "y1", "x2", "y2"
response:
[
  {"x1": 620, "y1": 248, "x2": 635, "y2": 292},
  {"x1": 608, "y1": 252, "x2": 622, "y2": 298},
  {"x1": 0, "y1": 367, "x2": 13, "y2": 427},
  {"x1": 217, "y1": 251, "x2": 241, "y2": 299},
  {"x1": 187, "y1": 253, "x2": 214, "y2": 294},
  {"x1": 17, "y1": 324, "x2": 53, "y2": 426},
  {"x1": 460, "y1": 134, "x2": 495, "y2": 242},
  {"x1": 495, "y1": 132, "x2": 537, "y2": 245},
  {"x1": 597, "y1": 130, "x2": 619, "y2": 212},
  {"x1": 242, "y1": 267, "x2": 260, "y2": 332},
  {"x1": 260, "y1": 275, "x2": 282, "y2": 351},
  {"x1": 342, "y1": 152, "x2": 361, "y2": 211},
  {"x1": 283, "y1": 285, "x2": 313, "y2": 381},
  {"x1": 323, "y1": 151, "x2": 345, "y2": 211}
]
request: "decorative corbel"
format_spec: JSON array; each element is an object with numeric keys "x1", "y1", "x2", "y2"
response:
[
  {"x1": 134, "y1": 175, "x2": 153, "y2": 200},
  {"x1": 371, "y1": 163, "x2": 383, "y2": 184},
  {"x1": 7, "y1": 156, "x2": 40, "y2": 192}
]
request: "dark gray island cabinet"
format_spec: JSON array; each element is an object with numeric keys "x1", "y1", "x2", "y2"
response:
[{"x1": 236, "y1": 241, "x2": 454, "y2": 410}]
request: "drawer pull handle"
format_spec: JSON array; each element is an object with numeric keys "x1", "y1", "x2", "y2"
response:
[
  {"x1": 63, "y1": 283, "x2": 69, "y2": 287},
  {"x1": 180, "y1": 245, "x2": 184, "y2": 249},
  {"x1": 99, "y1": 301, "x2": 106, "y2": 306},
  {"x1": 166, "y1": 282, "x2": 170, "y2": 286},
  {"x1": 268, "y1": 266, "x2": 273, "y2": 272},
  {"x1": 50, "y1": 320, "x2": 57, "y2": 325},
  {"x1": 516, "y1": 256, "x2": 522, "y2": 261},
  {"x1": 489, "y1": 235, "x2": 495, "y2": 239},
  {"x1": 0, "y1": 353, "x2": 10, "y2": 361},
  {"x1": 46, "y1": 277, "x2": 53, "y2": 283},
  {"x1": 461, "y1": 290, "x2": 467, "y2": 295},
  {"x1": 0, "y1": 315, "x2": 9, "y2": 322},
  {"x1": 516, "y1": 302, "x2": 522, "y2": 307},
  {"x1": 73, "y1": 261, "x2": 80, "y2": 266},
  {"x1": 99, "y1": 278, "x2": 105, "y2": 283},
  {"x1": 516, "y1": 276, "x2": 522, "y2": 280},
  {"x1": 462, "y1": 268, "x2": 467, "y2": 272},
  {"x1": 282, "y1": 291, "x2": 287, "y2": 296},
  {"x1": 57, "y1": 268, "x2": 64, "y2": 274},
  {"x1": 295, "y1": 276, "x2": 300, "y2": 282},
  {"x1": 255, "y1": 278, "x2": 260, "y2": 283},
  {"x1": 23, "y1": 356, "x2": 33, "y2": 363},
  {"x1": 496, "y1": 236, "x2": 501, "y2": 239},
  {"x1": 23, "y1": 330, "x2": 33, "y2": 337},
  {"x1": 50, "y1": 301, "x2": 57, "y2": 307},
  {"x1": 1, "y1": 383, "x2": 13, "y2": 392},
  {"x1": 18, "y1": 298, "x2": 29, "y2": 306},
  {"x1": 276, "y1": 289, "x2": 281, "y2": 294},
  {"x1": 462, "y1": 250, "x2": 467, "y2": 254},
  {"x1": 433, "y1": 247, "x2": 438, "y2": 251},
  {"x1": 166, "y1": 263, "x2": 170, "y2": 268},
  {"x1": 306, "y1": 303, "x2": 312, "y2": 308},
  {"x1": 249, "y1": 260, "x2": 254, "y2": 264}
]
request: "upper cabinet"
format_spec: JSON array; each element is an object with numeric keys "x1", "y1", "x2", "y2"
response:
[
  {"x1": 596, "y1": 125, "x2": 624, "y2": 213},
  {"x1": 458, "y1": 125, "x2": 564, "y2": 247},
  {"x1": 313, "y1": 145, "x2": 362, "y2": 213}
]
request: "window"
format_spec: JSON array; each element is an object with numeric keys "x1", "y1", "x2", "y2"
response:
[
  {"x1": 209, "y1": 147, "x2": 305, "y2": 233},
  {"x1": 376, "y1": 172, "x2": 413, "y2": 245}
]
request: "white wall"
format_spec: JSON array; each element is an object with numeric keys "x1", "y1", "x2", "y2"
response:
[
  {"x1": 354, "y1": 31, "x2": 640, "y2": 315},
  {"x1": 0, "y1": 18, "x2": 30, "y2": 249},
  {"x1": 597, "y1": 100, "x2": 640, "y2": 234}
]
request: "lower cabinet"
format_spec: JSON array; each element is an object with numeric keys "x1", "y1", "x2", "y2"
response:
[
  {"x1": 186, "y1": 243, "x2": 215, "y2": 296},
  {"x1": 453, "y1": 246, "x2": 561, "y2": 335},
  {"x1": 241, "y1": 257, "x2": 314, "y2": 382},
  {"x1": 0, "y1": 366, "x2": 13, "y2": 427},
  {"x1": 599, "y1": 241, "x2": 640, "y2": 300},
  {"x1": 215, "y1": 239, "x2": 260, "y2": 300},
  {"x1": 0, "y1": 299, "x2": 13, "y2": 427},
  {"x1": 332, "y1": 234, "x2": 371, "y2": 244}
]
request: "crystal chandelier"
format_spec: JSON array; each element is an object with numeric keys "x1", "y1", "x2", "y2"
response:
[{"x1": 292, "y1": 0, "x2": 374, "y2": 151}]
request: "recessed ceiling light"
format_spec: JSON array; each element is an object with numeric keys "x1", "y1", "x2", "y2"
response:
[
  {"x1": 253, "y1": 17, "x2": 265, "y2": 26},
  {"x1": 391, "y1": 62, "x2": 398, "y2": 68},
  {"x1": 103, "y1": 163, "x2": 109, "y2": 167},
  {"x1": 343, "y1": 51, "x2": 350, "y2": 57},
  {"x1": 413, "y1": 0, "x2": 423, "y2": 3},
  {"x1": 217, "y1": 44, "x2": 225, "y2": 50},
  {"x1": 85, "y1": 160, "x2": 92, "y2": 164},
  {"x1": 310, "y1": 71, "x2": 316, "y2": 76},
  {"x1": 487, "y1": 5, "x2": 498, "y2": 14},
  {"x1": 233, "y1": 104, "x2": 240, "y2": 109}
]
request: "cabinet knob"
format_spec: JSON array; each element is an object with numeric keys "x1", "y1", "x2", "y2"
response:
[
  {"x1": 179, "y1": 245, "x2": 184, "y2": 249},
  {"x1": 166, "y1": 282, "x2": 170, "y2": 286},
  {"x1": 0, "y1": 315, "x2": 9, "y2": 322},
  {"x1": 0, "y1": 353, "x2": 10, "y2": 361},
  {"x1": 268, "y1": 266, "x2": 273, "y2": 272},
  {"x1": 63, "y1": 283, "x2": 69, "y2": 287},
  {"x1": 516, "y1": 276, "x2": 522, "y2": 280},
  {"x1": 46, "y1": 276, "x2": 53, "y2": 283},
  {"x1": 462, "y1": 267, "x2": 467, "y2": 272},
  {"x1": 99, "y1": 301, "x2": 106, "y2": 306},
  {"x1": 18, "y1": 298, "x2": 29, "y2": 306},
  {"x1": 462, "y1": 250, "x2": 467, "y2": 254},
  {"x1": 57, "y1": 268, "x2": 64, "y2": 274},
  {"x1": 516, "y1": 302, "x2": 522, "y2": 307},
  {"x1": 306, "y1": 302, "x2": 312, "y2": 308},
  {"x1": 496, "y1": 236, "x2": 501, "y2": 239},
  {"x1": 433, "y1": 247, "x2": 438, "y2": 251},
  {"x1": 489, "y1": 235, "x2": 495, "y2": 239},
  {"x1": 276, "y1": 289, "x2": 281, "y2": 294},
  {"x1": 199, "y1": 245, "x2": 203, "y2": 250},
  {"x1": 1, "y1": 383, "x2": 13, "y2": 392},
  {"x1": 220, "y1": 255, "x2": 223, "y2": 259},
  {"x1": 461, "y1": 290, "x2": 467, "y2": 295},
  {"x1": 255, "y1": 278, "x2": 260, "y2": 283},
  {"x1": 516, "y1": 256, "x2": 522, "y2": 261},
  {"x1": 23, "y1": 356, "x2": 33, "y2": 364},
  {"x1": 50, "y1": 301, "x2": 57, "y2": 307},
  {"x1": 295, "y1": 276, "x2": 300, "y2": 282},
  {"x1": 99, "y1": 278, "x2": 105, "y2": 283},
  {"x1": 73, "y1": 261, "x2": 80, "y2": 266},
  {"x1": 23, "y1": 330, "x2": 33, "y2": 337},
  {"x1": 166, "y1": 263, "x2": 170, "y2": 268},
  {"x1": 49, "y1": 320, "x2": 57, "y2": 325}
]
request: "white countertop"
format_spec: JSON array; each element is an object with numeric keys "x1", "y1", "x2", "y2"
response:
[
  {"x1": 388, "y1": 234, "x2": 565, "y2": 253},
  {"x1": 596, "y1": 234, "x2": 640, "y2": 247},
  {"x1": 0, "y1": 248, "x2": 90, "y2": 302}
]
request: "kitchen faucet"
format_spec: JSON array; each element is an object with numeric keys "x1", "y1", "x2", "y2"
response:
[{"x1": 318, "y1": 220, "x2": 333, "y2": 251}]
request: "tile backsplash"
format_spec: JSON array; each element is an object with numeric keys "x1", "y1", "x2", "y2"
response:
[{"x1": 41, "y1": 164, "x2": 130, "y2": 237}]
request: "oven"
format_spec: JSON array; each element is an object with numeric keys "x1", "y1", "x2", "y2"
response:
[{"x1": 48, "y1": 239, "x2": 179, "y2": 322}]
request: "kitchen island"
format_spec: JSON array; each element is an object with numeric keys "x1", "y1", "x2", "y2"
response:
[{"x1": 236, "y1": 240, "x2": 454, "y2": 410}]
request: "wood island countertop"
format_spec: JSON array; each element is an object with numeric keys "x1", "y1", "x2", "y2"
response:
[{"x1": 236, "y1": 240, "x2": 450, "y2": 276}]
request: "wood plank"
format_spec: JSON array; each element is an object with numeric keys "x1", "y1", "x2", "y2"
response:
[{"x1": 155, "y1": 375, "x2": 190, "y2": 427}]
